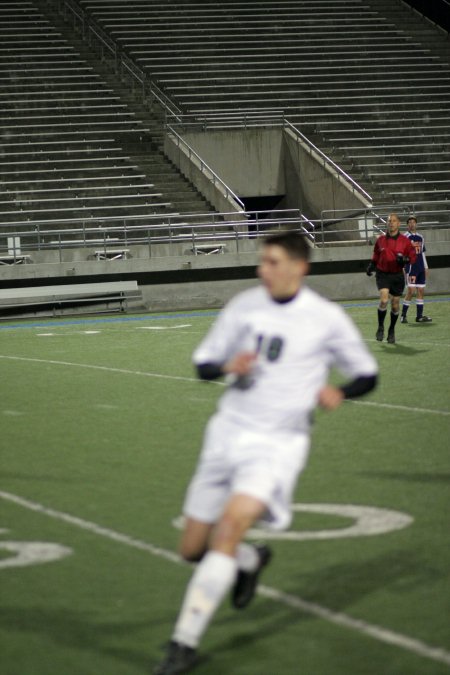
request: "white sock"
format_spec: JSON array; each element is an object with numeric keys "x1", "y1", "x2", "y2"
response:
[
  {"x1": 236, "y1": 542, "x2": 260, "y2": 572},
  {"x1": 173, "y1": 551, "x2": 237, "y2": 648}
]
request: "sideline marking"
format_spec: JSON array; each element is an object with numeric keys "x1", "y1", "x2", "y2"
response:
[
  {"x1": 258, "y1": 585, "x2": 450, "y2": 667},
  {"x1": 0, "y1": 354, "x2": 448, "y2": 417},
  {"x1": 136, "y1": 324, "x2": 192, "y2": 330},
  {"x1": 347, "y1": 399, "x2": 450, "y2": 417},
  {"x1": 0, "y1": 354, "x2": 203, "y2": 385},
  {"x1": 173, "y1": 503, "x2": 413, "y2": 542},
  {"x1": 0, "y1": 490, "x2": 448, "y2": 668},
  {"x1": 0, "y1": 491, "x2": 182, "y2": 565}
]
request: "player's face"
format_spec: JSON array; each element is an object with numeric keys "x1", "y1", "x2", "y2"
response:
[
  {"x1": 388, "y1": 215, "x2": 400, "y2": 236},
  {"x1": 257, "y1": 244, "x2": 309, "y2": 299},
  {"x1": 407, "y1": 219, "x2": 417, "y2": 233}
]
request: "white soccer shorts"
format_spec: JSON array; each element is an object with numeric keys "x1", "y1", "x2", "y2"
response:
[{"x1": 183, "y1": 413, "x2": 310, "y2": 531}]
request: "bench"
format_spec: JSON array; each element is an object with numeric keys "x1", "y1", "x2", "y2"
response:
[
  {"x1": 191, "y1": 243, "x2": 226, "y2": 255},
  {"x1": 0, "y1": 281, "x2": 141, "y2": 316},
  {"x1": 93, "y1": 248, "x2": 130, "y2": 260},
  {"x1": 0, "y1": 254, "x2": 32, "y2": 265}
]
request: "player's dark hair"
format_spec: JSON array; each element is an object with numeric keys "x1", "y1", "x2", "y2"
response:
[
  {"x1": 407, "y1": 216, "x2": 417, "y2": 224},
  {"x1": 263, "y1": 231, "x2": 311, "y2": 261}
]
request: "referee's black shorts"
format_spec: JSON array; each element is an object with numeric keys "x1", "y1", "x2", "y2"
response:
[{"x1": 375, "y1": 270, "x2": 405, "y2": 297}]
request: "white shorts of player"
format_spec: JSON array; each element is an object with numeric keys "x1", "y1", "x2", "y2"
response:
[{"x1": 183, "y1": 413, "x2": 310, "y2": 531}]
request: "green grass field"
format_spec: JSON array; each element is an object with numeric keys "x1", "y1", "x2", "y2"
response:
[{"x1": 1, "y1": 297, "x2": 449, "y2": 675}]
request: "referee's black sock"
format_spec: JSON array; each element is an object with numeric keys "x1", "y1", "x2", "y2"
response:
[
  {"x1": 389, "y1": 311, "x2": 399, "y2": 330},
  {"x1": 377, "y1": 307, "x2": 387, "y2": 326}
]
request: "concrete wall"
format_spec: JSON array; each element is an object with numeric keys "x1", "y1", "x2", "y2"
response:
[
  {"x1": 1, "y1": 242, "x2": 448, "y2": 314},
  {"x1": 282, "y1": 128, "x2": 371, "y2": 239},
  {"x1": 179, "y1": 128, "x2": 285, "y2": 197},
  {"x1": 138, "y1": 267, "x2": 449, "y2": 312},
  {"x1": 172, "y1": 127, "x2": 371, "y2": 238}
]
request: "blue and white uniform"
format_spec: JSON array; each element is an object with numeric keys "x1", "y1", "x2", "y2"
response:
[{"x1": 405, "y1": 232, "x2": 428, "y2": 287}]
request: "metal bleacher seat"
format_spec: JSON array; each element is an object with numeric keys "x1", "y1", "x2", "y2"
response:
[
  {"x1": 0, "y1": 1, "x2": 186, "y2": 233},
  {"x1": 75, "y1": 0, "x2": 450, "y2": 211}
]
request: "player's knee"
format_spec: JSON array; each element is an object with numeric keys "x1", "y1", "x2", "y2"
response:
[{"x1": 179, "y1": 543, "x2": 206, "y2": 563}]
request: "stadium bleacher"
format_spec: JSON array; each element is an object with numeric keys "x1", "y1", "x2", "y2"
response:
[
  {"x1": 72, "y1": 0, "x2": 450, "y2": 210},
  {"x1": 0, "y1": 0, "x2": 216, "y2": 239},
  {"x1": 1, "y1": 0, "x2": 449, "y2": 263}
]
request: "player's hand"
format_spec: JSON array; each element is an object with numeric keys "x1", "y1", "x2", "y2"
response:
[
  {"x1": 318, "y1": 385, "x2": 344, "y2": 411},
  {"x1": 223, "y1": 352, "x2": 257, "y2": 376},
  {"x1": 366, "y1": 261, "x2": 375, "y2": 276}
]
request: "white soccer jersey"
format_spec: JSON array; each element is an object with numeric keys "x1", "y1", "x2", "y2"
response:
[{"x1": 193, "y1": 285, "x2": 378, "y2": 433}]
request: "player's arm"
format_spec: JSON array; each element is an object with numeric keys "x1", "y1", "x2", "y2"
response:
[
  {"x1": 366, "y1": 239, "x2": 380, "y2": 275},
  {"x1": 406, "y1": 238, "x2": 417, "y2": 266},
  {"x1": 197, "y1": 352, "x2": 257, "y2": 381},
  {"x1": 422, "y1": 246, "x2": 429, "y2": 277},
  {"x1": 318, "y1": 374, "x2": 378, "y2": 410},
  {"x1": 193, "y1": 296, "x2": 250, "y2": 380},
  {"x1": 196, "y1": 362, "x2": 225, "y2": 380},
  {"x1": 340, "y1": 373, "x2": 378, "y2": 398},
  {"x1": 320, "y1": 305, "x2": 379, "y2": 410}
]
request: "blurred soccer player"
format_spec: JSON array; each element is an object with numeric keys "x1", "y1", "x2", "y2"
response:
[
  {"x1": 366, "y1": 213, "x2": 416, "y2": 344},
  {"x1": 401, "y1": 216, "x2": 432, "y2": 323},
  {"x1": 154, "y1": 231, "x2": 378, "y2": 674}
]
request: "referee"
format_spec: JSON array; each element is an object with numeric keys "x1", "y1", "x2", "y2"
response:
[{"x1": 367, "y1": 213, "x2": 416, "y2": 344}]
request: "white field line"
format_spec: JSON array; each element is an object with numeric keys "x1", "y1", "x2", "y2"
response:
[
  {"x1": 0, "y1": 354, "x2": 203, "y2": 385},
  {"x1": 346, "y1": 399, "x2": 450, "y2": 416},
  {"x1": 257, "y1": 585, "x2": 450, "y2": 667},
  {"x1": 1, "y1": 489, "x2": 449, "y2": 668},
  {"x1": 0, "y1": 490, "x2": 183, "y2": 566},
  {"x1": 365, "y1": 338, "x2": 450, "y2": 348},
  {"x1": 1, "y1": 354, "x2": 448, "y2": 417}
]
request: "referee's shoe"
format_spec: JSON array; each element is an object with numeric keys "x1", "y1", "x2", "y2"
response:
[
  {"x1": 416, "y1": 316, "x2": 432, "y2": 322},
  {"x1": 232, "y1": 544, "x2": 272, "y2": 609},
  {"x1": 376, "y1": 327, "x2": 384, "y2": 341}
]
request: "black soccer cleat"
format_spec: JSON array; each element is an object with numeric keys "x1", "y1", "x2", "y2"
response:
[
  {"x1": 376, "y1": 327, "x2": 384, "y2": 341},
  {"x1": 387, "y1": 329, "x2": 396, "y2": 344},
  {"x1": 416, "y1": 316, "x2": 432, "y2": 322},
  {"x1": 400, "y1": 315, "x2": 408, "y2": 324},
  {"x1": 153, "y1": 641, "x2": 198, "y2": 675},
  {"x1": 232, "y1": 544, "x2": 272, "y2": 610}
]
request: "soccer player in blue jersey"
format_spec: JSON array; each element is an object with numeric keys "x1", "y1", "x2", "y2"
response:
[{"x1": 400, "y1": 217, "x2": 432, "y2": 323}]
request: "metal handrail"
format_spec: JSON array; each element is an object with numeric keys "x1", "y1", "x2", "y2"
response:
[
  {"x1": 166, "y1": 125, "x2": 246, "y2": 212},
  {"x1": 0, "y1": 215, "x2": 314, "y2": 260},
  {"x1": 0, "y1": 208, "x2": 305, "y2": 232},
  {"x1": 2, "y1": 206, "x2": 448, "y2": 262},
  {"x1": 283, "y1": 120, "x2": 373, "y2": 204},
  {"x1": 168, "y1": 110, "x2": 286, "y2": 131}
]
